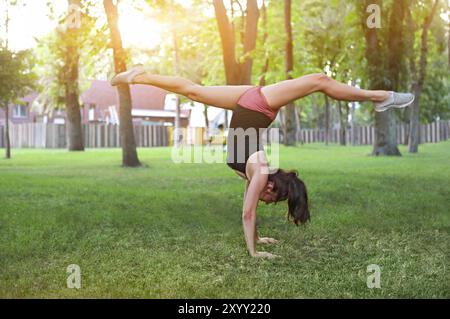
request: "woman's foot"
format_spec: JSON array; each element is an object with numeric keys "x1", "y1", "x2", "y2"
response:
[
  {"x1": 375, "y1": 92, "x2": 415, "y2": 112},
  {"x1": 110, "y1": 64, "x2": 146, "y2": 86}
]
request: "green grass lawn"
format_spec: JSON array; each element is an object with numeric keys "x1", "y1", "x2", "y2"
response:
[{"x1": 0, "y1": 142, "x2": 449, "y2": 298}]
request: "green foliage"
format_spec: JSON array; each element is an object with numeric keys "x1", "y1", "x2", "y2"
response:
[
  {"x1": 0, "y1": 48, "x2": 36, "y2": 108},
  {"x1": 141, "y1": 0, "x2": 226, "y2": 97},
  {"x1": 421, "y1": 55, "x2": 450, "y2": 121},
  {"x1": 34, "y1": 0, "x2": 109, "y2": 112},
  {"x1": 25, "y1": 0, "x2": 449, "y2": 124}
]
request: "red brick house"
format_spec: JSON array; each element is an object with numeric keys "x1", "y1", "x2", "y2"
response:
[
  {"x1": 0, "y1": 93, "x2": 41, "y2": 125},
  {"x1": 81, "y1": 80, "x2": 190, "y2": 126},
  {"x1": 0, "y1": 80, "x2": 190, "y2": 127}
]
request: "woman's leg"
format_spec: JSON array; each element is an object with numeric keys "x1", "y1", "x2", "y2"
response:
[
  {"x1": 261, "y1": 73, "x2": 390, "y2": 111},
  {"x1": 133, "y1": 73, "x2": 253, "y2": 110}
]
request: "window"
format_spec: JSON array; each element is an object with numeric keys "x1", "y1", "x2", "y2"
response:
[
  {"x1": 89, "y1": 104, "x2": 96, "y2": 121},
  {"x1": 13, "y1": 104, "x2": 27, "y2": 118}
]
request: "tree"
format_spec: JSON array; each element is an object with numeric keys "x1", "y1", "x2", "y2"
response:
[
  {"x1": 172, "y1": 27, "x2": 182, "y2": 147},
  {"x1": 0, "y1": 0, "x2": 35, "y2": 159},
  {"x1": 408, "y1": 0, "x2": 440, "y2": 153},
  {"x1": 360, "y1": 0, "x2": 408, "y2": 156},
  {"x1": 303, "y1": 0, "x2": 357, "y2": 145},
  {"x1": 283, "y1": 0, "x2": 297, "y2": 146},
  {"x1": 103, "y1": 0, "x2": 141, "y2": 167},
  {"x1": 0, "y1": 49, "x2": 36, "y2": 159},
  {"x1": 63, "y1": 0, "x2": 84, "y2": 151},
  {"x1": 213, "y1": 0, "x2": 260, "y2": 129},
  {"x1": 145, "y1": 0, "x2": 186, "y2": 147},
  {"x1": 214, "y1": 0, "x2": 259, "y2": 85},
  {"x1": 258, "y1": 0, "x2": 270, "y2": 87},
  {"x1": 34, "y1": 0, "x2": 107, "y2": 151},
  {"x1": 448, "y1": 3, "x2": 450, "y2": 67},
  {"x1": 213, "y1": 0, "x2": 260, "y2": 127}
]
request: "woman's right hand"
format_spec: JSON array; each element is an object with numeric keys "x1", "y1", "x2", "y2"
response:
[
  {"x1": 252, "y1": 251, "x2": 280, "y2": 259},
  {"x1": 257, "y1": 237, "x2": 279, "y2": 245}
]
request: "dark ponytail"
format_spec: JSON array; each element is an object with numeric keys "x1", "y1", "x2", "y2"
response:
[{"x1": 269, "y1": 169, "x2": 310, "y2": 225}]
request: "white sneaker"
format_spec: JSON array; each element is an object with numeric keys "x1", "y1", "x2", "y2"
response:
[
  {"x1": 375, "y1": 92, "x2": 415, "y2": 112},
  {"x1": 110, "y1": 64, "x2": 146, "y2": 86}
]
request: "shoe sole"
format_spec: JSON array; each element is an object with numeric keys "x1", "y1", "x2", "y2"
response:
[{"x1": 375, "y1": 95, "x2": 415, "y2": 112}]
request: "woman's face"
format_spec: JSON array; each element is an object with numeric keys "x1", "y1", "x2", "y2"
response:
[{"x1": 259, "y1": 182, "x2": 277, "y2": 204}]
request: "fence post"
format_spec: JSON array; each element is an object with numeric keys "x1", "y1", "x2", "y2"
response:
[{"x1": 445, "y1": 121, "x2": 448, "y2": 141}]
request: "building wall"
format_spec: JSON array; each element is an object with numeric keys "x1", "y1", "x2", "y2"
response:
[{"x1": 0, "y1": 103, "x2": 39, "y2": 125}]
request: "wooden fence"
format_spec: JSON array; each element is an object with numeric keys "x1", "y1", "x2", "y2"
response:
[
  {"x1": 298, "y1": 121, "x2": 450, "y2": 145},
  {"x1": 0, "y1": 121, "x2": 448, "y2": 149},
  {"x1": 0, "y1": 123, "x2": 169, "y2": 149}
]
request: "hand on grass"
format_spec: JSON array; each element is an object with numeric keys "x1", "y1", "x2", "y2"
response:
[
  {"x1": 257, "y1": 237, "x2": 279, "y2": 245},
  {"x1": 252, "y1": 251, "x2": 280, "y2": 259}
]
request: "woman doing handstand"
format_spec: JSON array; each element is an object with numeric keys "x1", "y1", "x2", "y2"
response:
[{"x1": 111, "y1": 65, "x2": 414, "y2": 259}]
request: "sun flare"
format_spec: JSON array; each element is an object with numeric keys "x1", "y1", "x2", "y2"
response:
[{"x1": 118, "y1": 5, "x2": 165, "y2": 49}]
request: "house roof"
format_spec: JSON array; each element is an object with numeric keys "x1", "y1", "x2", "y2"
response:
[
  {"x1": 81, "y1": 80, "x2": 168, "y2": 111},
  {"x1": 21, "y1": 92, "x2": 39, "y2": 104}
]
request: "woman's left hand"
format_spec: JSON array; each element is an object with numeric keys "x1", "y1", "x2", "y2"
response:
[{"x1": 257, "y1": 237, "x2": 279, "y2": 245}]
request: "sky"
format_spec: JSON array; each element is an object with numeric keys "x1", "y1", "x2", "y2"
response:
[
  {"x1": 0, "y1": 0, "x2": 63, "y2": 51},
  {"x1": 0, "y1": 0, "x2": 197, "y2": 51}
]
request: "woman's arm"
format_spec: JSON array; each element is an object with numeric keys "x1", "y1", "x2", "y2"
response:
[
  {"x1": 242, "y1": 173, "x2": 278, "y2": 259},
  {"x1": 244, "y1": 181, "x2": 260, "y2": 244}
]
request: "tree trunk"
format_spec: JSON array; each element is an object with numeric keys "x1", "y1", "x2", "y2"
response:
[
  {"x1": 204, "y1": 104, "x2": 210, "y2": 143},
  {"x1": 5, "y1": 105, "x2": 11, "y2": 159},
  {"x1": 65, "y1": 88, "x2": 84, "y2": 151},
  {"x1": 351, "y1": 101, "x2": 356, "y2": 145},
  {"x1": 104, "y1": 0, "x2": 140, "y2": 167},
  {"x1": 241, "y1": 0, "x2": 259, "y2": 85},
  {"x1": 284, "y1": 0, "x2": 296, "y2": 146},
  {"x1": 409, "y1": 0, "x2": 439, "y2": 153},
  {"x1": 4, "y1": 2, "x2": 11, "y2": 159},
  {"x1": 408, "y1": 86, "x2": 421, "y2": 152},
  {"x1": 172, "y1": 27, "x2": 181, "y2": 148},
  {"x1": 214, "y1": 0, "x2": 259, "y2": 132},
  {"x1": 403, "y1": 124, "x2": 410, "y2": 146},
  {"x1": 373, "y1": 0, "x2": 406, "y2": 156},
  {"x1": 402, "y1": 107, "x2": 410, "y2": 145},
  {"x1": 174, "y1": 95, "x2": 181, "y2": 146},
  {"x1": 405, "y1": 7, "x2": 417, "y2": 147},
  {"x1": 363, "y1": 0, "x2": 402, "y2": 156},
  {"x1": 373, "y1": 112, "x2": 401, "y2": 155},
  {"x1": 214, "y1": 0, "x2": 234, "y2": 129},
  {"x1": 284, "y1": 104, "x2": 296, "y2": 145},
  {"x1": 65, "y1": 0, "x2": 84, "y2": 151},
  {"x1": 324, "y1": 95, "x2": 331, "y2": 146},
  {"x1": 338, "y1": 100, "x2": 346, "y2": 146},
  {"x1": 214, "y1": 0, "x2": 239, "y2": 85},
  {"x1": 295, "y1": 106, "x2": 303, "y2": 144},
  {"x1": 213, "y1": 0, "x2": 259, "y2": 86},
  {"x1": 259, "y1": 0, "x2": 270, "y2": 87}
]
